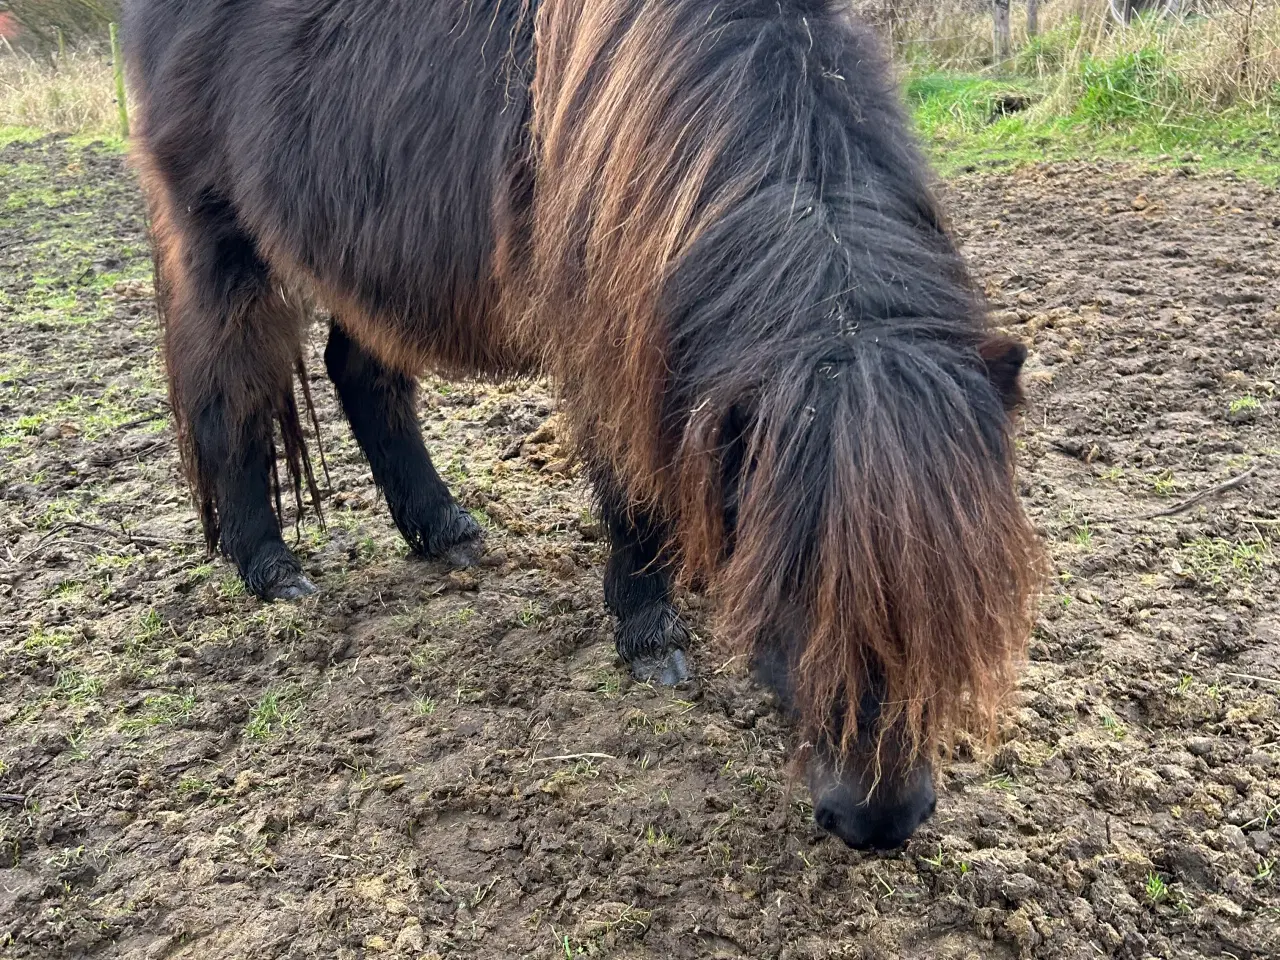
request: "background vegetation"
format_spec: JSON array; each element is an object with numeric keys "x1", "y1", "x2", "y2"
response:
[
  {"x1": 856, "y1": 0, "x2": 1280, "y2": 177},
  {"x1": 1, "y1": 1, "x2": 1278, "y2": 178}
]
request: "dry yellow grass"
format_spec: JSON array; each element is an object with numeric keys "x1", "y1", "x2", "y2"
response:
[{"x1": 0, "y1": 49, "x2": 119, "y2": 137}]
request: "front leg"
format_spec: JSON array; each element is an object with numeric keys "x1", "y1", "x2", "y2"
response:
[{"x1": 595, "y1": 471, "x2": 693, "y2": 686}]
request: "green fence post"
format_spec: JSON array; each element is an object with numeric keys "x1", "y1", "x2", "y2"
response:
[{"x1": 110, "y1": 23, "x2": 130, "y2": 139}]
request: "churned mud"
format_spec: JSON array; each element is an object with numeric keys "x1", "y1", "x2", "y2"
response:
[{"x1": 1, "y1": 139, "x2": 1277, "y2": 959}]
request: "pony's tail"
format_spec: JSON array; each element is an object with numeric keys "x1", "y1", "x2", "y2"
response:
[
  {"x1": 137, "y1": 144, "x2": 325, "y2": 555},
  {"x1": 689, "y1": 337, "x2": 1045, "y2": 758}
]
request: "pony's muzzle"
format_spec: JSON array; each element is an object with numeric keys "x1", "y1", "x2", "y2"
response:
[{"x1": 809, "y1": 754, "x2": 937, "y2": 851}]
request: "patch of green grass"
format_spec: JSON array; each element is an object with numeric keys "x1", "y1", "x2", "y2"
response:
[
  {"x1": 136, "y1": 608, "x2": 164, "y2": 643},
  {"x1": 541, "y1": 759, "x2": 601, "y2": 795},
  {"x1": 46, "y1": 579, "x2": 86, "y2": 602},
  {"x1": 3, "y1": 386, "x2": 161, "y2": 445},
  {"x1": 593, "y1": 669, "x2": 621, "y2": 698},
  {"x1": 1230, "y1": 395, "x2": 1262, "y2": 415},
  {"x1": 1076, "y1": 48, "x2": 1175, "y2": 126},
  {"x1": 23, "y1": 624, "x2": 75, "y2": 654},
  {"x1": 517, "y1": 600, "x2": 544, "y2": 628},
  {"x1": 119, "y1": 693, "x2": 195, "y2": 734},
  {"x1": 1150, "y1": 470, "x2": 1179, "y2": 497},
  {"x1": 34, "y1": 497, "x2": 85, "y2": 530},
  {"x1": 177, "y1": 775, "x2": 215, "y2": 799},
  {"x1": 0, "y1": 126, "x2": 46, "y2": 148},
  {"x1": 642, "y1": 824, "x2": 678, "y2": 851},
  {"x1": 217, "y1": 573, "x2": 247, "y2": 599},
  {"x1": 908, "y1": 61, "x2": 1280, "y2": 183},
  {"x1": 1176, "y1": 536, "x2": 1272, "y2": 586},
  {"x1": 245, "y1": 687, "x2": 304, "y2": 740},
  {"x1": 986, "y1": 773, "x2": 1019, "y2": 792},
  {"x1": 53, "y1": 668, "x2": 103, "y2": 706}
]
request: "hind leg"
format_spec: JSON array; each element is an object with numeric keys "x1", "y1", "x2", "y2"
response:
[
  {"x1": 324, "y1": 322, "x2": 481, "y2": 563},
  {"x1": 156, "y1": 191, "x2": 315, "y2": 601},
  {"x1": 594, "y1": 468, "x2": 692, "y2": 686},
  {"x1": 194, "y1": 393, "x2": 315, "y2": 600}
]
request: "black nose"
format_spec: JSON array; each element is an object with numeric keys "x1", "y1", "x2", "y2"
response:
[{"x1": 814, "y1": 783, "x2": 937, "y2": 851}]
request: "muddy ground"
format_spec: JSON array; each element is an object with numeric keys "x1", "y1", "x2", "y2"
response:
[{"x1": 1, "y1": 138, "x2": 1278, "y2": 960}]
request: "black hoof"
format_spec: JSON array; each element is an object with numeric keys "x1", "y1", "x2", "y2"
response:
[
  {"x1": 616, "y1": 604, "x2": 695, "y2": 688},
  {"x1": 243, "y1": 543, "x2": 314, "y2": 602},
  {"x1": 264, "y1": 572, "x2": 317, "y2": 602},
  {"x1": 401, "y1": 502, "x2": 483, "y2": 565},
  {"x1": 630, "y1": 647, "x2": 692, "y2": 686}
]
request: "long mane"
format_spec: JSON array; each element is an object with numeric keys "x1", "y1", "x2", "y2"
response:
[{"x1": 519, "y1": 0, "x2": 1045, "y2": 754}]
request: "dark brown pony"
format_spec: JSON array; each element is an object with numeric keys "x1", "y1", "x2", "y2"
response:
[{"x1": 124, "y1": 0, "x2": 1044, "y2": 850}]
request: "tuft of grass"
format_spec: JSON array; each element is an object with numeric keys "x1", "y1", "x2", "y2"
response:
[
  {"x1": 1150, "y1": 470, "x2": 1179, "y2": 497},
  {"x1": 1101, "y1": 713, "x2": 1127, "y2": 740},
  {"x1": 177, "y1": 775, "x2": 214, "y2": 799},
  {"x1": 245, "y1": 687, "x2": 303, "y2": 740},
  {"x1": 118, "y1": 693, "x2": 195, "y2": 734},
  {"x1": 593, "y1": 669, "x2": 621, "y2": 698},
  {"x1": 642, "y1": 824, "x2": 678, "y2": 851},
  {"x1": 53, "y1": 668, "x2": 103, "y2": 705},
  {"x1": 1176, "y1": 536, "x2": 1272, "y2": 586},
  {"x1": 1145, "y1": 871, "x2": 1170, "y2": 904},
  {"x1": 540, "y1": 759, "x2": 601, "y2": 796},
  {"x1": 1230, "y1": 395, "x2": 1262, "y2": 414},
  {"x1": 517, "y1": 600, "x2": 544, "y2": 628},
  {"x1": 23, "y1": 624, "x2": 74, "y2": 653},
  {"x1": 1075, "y1": 47, "x2": 1176, "y2": 126},
  {"x1": 986, "y1": 773, "x2": 1018, "y2": 792}
]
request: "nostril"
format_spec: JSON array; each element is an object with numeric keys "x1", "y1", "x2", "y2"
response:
[
  {"x1": 814, "y1": 803, "x2": 839, "y2": 835},
  {"x1": 924, "y1": 795, "x2": 938, "y2": 820}
]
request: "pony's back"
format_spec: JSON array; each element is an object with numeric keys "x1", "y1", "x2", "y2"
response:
[{"x1": 125, "y1": 0, "x2": 535, "y2": 376}]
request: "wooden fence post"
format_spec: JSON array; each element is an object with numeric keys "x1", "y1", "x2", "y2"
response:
[
  {"x1": 992, "y1": 0, "x2": 1012, "y2": 63},
  {"x1": 110, "y1": 22, "x2": 129, "y2": 139}
]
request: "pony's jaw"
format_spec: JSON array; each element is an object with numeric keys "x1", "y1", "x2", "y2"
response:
[{"x1": 807, "y1": 748, "x2": 937, "y2": 851}]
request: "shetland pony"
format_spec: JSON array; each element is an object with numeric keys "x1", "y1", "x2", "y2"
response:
[{"x1": 124, "y1": 0, "x2": 1044, "y2": 850}]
